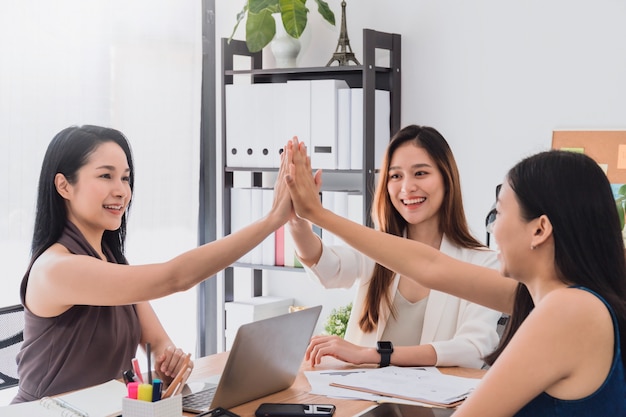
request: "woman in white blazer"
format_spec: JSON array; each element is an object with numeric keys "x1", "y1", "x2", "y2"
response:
[{"x1": 289, "y1": 125, "x2": 501, "y2": 369}]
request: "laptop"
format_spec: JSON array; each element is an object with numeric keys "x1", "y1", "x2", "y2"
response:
[{"x1": 181, "y1": 305, "x2": 322, "y2": 413}]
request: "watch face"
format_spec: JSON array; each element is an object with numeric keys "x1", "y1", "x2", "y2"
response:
[{"x1": 377, "y1": 341, "x2": 393, "y2": 351}]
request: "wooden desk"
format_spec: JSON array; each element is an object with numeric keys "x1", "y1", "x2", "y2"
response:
[{"x1": 185, "y1": 352, "x2": 485, "y2": 417}]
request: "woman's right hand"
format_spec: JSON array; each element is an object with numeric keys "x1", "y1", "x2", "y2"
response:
[
  {"x1": 305, "y1": 335, "x2": 374, "y2": 366},
  {"x1": 285, "y1": 137, "x2": 325, "y2": 223}
]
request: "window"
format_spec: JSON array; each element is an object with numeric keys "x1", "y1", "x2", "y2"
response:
[{"x1": 0, "y1": 1, "x2": 202, "y2": 356}]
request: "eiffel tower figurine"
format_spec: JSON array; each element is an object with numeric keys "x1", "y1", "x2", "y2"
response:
[{"x1": 326, "y1": 1, "x2": 361, "y2": 66}]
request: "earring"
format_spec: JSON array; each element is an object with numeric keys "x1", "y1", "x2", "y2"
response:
[{"x1": 530, "y1": 245, "x2": 536, "y2": 250}]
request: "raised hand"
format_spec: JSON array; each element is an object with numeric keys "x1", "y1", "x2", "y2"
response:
[
  {"x1": 270, "y1": 139, "x2": 295, "y2": 225},
  {"x1": 284, "y1": 137, "x2": 325, "y2": 223}
]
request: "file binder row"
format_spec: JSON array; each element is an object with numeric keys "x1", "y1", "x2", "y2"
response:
[
  {"x1": 230, "y1": 188, "x2": 363, "y2": 267},
  {"x1": 225, "y1": 80, "x2": 391, "y2": 170}
]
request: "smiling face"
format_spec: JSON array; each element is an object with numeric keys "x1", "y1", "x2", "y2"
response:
[
  {"x1": 59, "y1": 141, "x2": 132, "y2": 238},
  {"x1": 386, "y1": 142, "x2": 445, "y2": 232},
  {"x1": 491, "y1": 181, "x2": 536, "y2": 280}
]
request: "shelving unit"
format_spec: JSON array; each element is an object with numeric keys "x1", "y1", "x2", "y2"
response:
[{"x1": 220, "y1": 28, "x2": 401, "y2": 311}]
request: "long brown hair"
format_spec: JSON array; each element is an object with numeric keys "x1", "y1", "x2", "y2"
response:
[{"x1": 358, "y1": 125, "x2": 486, "y2": 332}]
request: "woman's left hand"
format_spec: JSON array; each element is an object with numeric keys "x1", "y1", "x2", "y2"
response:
[{"x1": 305, "y1": 335, "x2": 374, "y2": 366}]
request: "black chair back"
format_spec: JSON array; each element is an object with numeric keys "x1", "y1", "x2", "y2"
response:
[{"x1": 0, "y1": 304, "x2": 24, "y2": 390}]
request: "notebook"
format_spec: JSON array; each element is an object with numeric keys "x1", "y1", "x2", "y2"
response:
[
  {"x1": 0, "y1": 379, "x2": 127, "y2": 417},
  {"x1": 182, "y1": 305, "x2": 322, "y2": 413}
]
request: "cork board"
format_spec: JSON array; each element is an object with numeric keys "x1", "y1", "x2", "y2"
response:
[{"x1": 552, "y1": 130, "x2": 626, "y2": 183}]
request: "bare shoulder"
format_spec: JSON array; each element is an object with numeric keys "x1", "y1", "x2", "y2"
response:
[
  {"x1": 29, "y1": 243, "x2": 76, "y2": 283},
  {"x1": 536, "y1": 286, "x2": 613, "y2": 334}
]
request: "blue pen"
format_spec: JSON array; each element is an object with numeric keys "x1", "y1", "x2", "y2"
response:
[{"x1": 152, "y1": 378, "x2": 163, "y2": 402}]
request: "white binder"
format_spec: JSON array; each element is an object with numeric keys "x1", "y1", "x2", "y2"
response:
[
  {"x1": 350, "y1": 89, "x2": 391, "y2": 170},
  {"x1": 230, "y1": 187, "x2": 252, "y2": 263},
  {"x1": 310, "y1": 79, "x2": 350, "y2": 170},
  {"x1": 261, "y1": 188, "x2": 276, "y2": 266},
  {"x1": 253, "y1": 83, "x2": 278, "y2": 168},
  {"x1": 225, "y1": 84, "x2": 254, "y2": 168},
  {"x1": 337, "y1": 88, "x2": 352, "y2": 170},
  {"x1": 274, "y1": 80, "x2": 312, "y2": 167}
]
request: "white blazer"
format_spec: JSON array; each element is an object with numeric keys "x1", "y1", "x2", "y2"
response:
[{"x1": 303, "y1": 235, "x2": 502, "y2": 369}]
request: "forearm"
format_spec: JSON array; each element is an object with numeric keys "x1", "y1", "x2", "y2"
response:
[
  {"x1": 168, "y1": 213, "x2": 284, "y2": 290},
  {"x1": 308, "y1": 208, "x2": 515, "y2": 314},
  {"x1": 391, "y1": 344, "x2": 438, "y2": 367},
  {"x1": 354, "y1": 344, "x2": 437, "y2": 367},
  {"x1": 288, "y1": 217, "x2": 323, "y2": 267}
]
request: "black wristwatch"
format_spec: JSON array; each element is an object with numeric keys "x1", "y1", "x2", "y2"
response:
[{"x1": 376, "y1": 341, "x2": 394, "y2": 367}]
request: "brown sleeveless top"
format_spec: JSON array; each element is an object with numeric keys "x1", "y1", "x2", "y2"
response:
[{"x1": 12, "y1": 222, "x2": 141, "y2": 403}]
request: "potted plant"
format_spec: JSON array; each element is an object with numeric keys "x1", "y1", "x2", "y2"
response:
[
  {"x1": 230, "y1": 0, "x2": 336, "y2": 53},
  {"x1": 324, "y1": 303, "x2": 352, "y2": 338}
]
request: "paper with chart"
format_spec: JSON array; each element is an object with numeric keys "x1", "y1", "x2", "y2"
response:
[{"x1": 323, "y1": 366, "x2": 480, "y2": 406}]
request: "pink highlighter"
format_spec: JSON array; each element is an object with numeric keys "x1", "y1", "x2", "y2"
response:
[{"x1": 127, "y1": 381, "x2": 139, "y2": 399}]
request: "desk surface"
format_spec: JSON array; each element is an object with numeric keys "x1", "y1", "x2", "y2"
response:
[{"x1": 185, "y1": 352, "x2": 485, "y2": 417}]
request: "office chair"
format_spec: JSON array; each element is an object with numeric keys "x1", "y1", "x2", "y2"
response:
[
  {"x1": 484, "y1": 184, "x2": 510, "y2": 337},
  {"x1": 0, "y1": 304, "x2": 24, "y2": 390},
  {"x1": 485, "y1": 183, "x2": 502, "y2": 247}
]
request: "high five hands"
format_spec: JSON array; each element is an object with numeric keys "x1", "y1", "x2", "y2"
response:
[{"x1": 281, "y1": 137, "x2": 325, "y2": 224}]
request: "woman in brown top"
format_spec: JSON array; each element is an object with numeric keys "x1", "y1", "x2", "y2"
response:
[{"x1": 13, "y1": 125, "x2": 291, "y2": 402}]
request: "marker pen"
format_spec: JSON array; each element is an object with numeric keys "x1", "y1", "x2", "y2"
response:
[
  {"x1": 127, "y1": 382, "x2": 139, "y2": 399},
  {"x1": 152, "y1": 379, "x2": 163, "y2": 402},
  {"x1": 131, "y1": 358, "x2": 144, "y2": 383},
  {"x1": 138, "y1": 383, "x2": 153, "y2": 402},
  {"x1": 123, "y1": 369, "x2": 139, "y2": 384}
]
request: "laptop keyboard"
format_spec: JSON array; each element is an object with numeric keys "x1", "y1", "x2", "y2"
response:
[{"x1": 183, "y1": 385, "x2": 217, "y2": 410}]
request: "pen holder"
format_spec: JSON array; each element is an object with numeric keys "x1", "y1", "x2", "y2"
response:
[{"x1": 122, "y1": 395, "x2": 182, "y2": 417}]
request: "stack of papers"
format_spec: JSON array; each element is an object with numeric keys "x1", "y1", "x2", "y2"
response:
[{"x1": 305, "y1": 366, "x2": 480, "y2": 408}]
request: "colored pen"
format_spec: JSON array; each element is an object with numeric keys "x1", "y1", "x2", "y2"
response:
[
  {"x1": 173, "y1": 367, "x2": 192, "y2": 396},
  {"x1": 162, "y1": 353, "x2": 191, "y2": 399},
  {"x1": 146, "y1": 342, "x2": 152, "y2": 385},
  {"x1": 152, "y1": 378, "x2": 163, "y2": 402},
  {"x1": 127, "y1": 381, "x2": 139, "y2": 399},
  {"x1": 138, "y1": 383, "x2": 153, "y2": 402},
  {"x1": 132, "y1": 357, "x2": 144, "y2": 383},
  {"x1": 123, "y1": 369, "x2": 139, "y2": 384}
]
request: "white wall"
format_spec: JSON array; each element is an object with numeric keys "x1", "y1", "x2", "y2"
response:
[{"x1": 214, "y1": 0, "x2": 626, "y2": 333}]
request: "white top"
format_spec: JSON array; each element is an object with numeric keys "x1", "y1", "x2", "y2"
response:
[{"x1": 302, "y1": 234, "x2": 502, "y2": 369}]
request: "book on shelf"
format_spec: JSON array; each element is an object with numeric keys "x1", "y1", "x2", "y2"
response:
[{"x1": 0, "y1": 379, "x2": 127, "y2": 417}]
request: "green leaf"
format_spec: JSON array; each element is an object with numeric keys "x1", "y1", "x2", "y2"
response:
[
  {"x1": 618, "y1": 184, "x2": 626, "y2": 197},
  {"x1": 313, "y1": 0, "x2": 335, "y2": 26},
  {"x1": 248, "y1": 0, "x2": 280, "y2": 14},
  {"x1": 246, "y1": 10, "x2": 276, "y2": 52},
  {"x1": 617, "y1": 201, "x2": 625, "y2": 230},
  {"x1": 280, "y1": 0, "x2": 309, "y2": 38}
]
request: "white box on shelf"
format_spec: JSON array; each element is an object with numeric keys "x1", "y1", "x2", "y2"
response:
[{"x1": 225, "y1": 296, "x2": 294, "y2": 333}]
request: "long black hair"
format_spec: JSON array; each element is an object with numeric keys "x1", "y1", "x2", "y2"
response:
[
  {"x1": 485, "y1": 150, "x2": 626, "y2": 365},
  {"x1": 30, "y1": 125, "x2": 134, "y2": 266}
]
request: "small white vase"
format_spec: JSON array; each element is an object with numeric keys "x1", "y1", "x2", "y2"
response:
[{"x1": 270, "y1": 14, "x2": 301, "y2": 68}]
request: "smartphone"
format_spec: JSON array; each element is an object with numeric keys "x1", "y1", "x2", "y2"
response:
[
  {"x1": 255, "y1": 403, "x2": 336, "y2": 417},
  {"x1": 197, "y1": 407, "x2": 241, "y2": 417}
]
